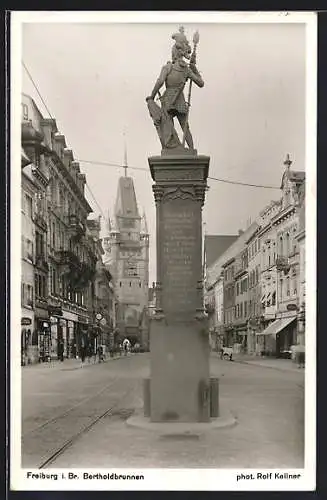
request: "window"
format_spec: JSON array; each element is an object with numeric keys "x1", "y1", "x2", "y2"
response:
[
  {"x1": 272, "y1": 291, "x2": 276, "y2": 306},
  {"x1": 25, "y1": 194, "x2": 33, "y2": 219},
  {"x1": 279, "y1": 279, "x2": 283, "y2": 301},
  {"x1": 244, "y1": 301, "x2": 247, "y2": 317},
  {"x1": 240, "y1": 302, "x2": 243, "y2": 317},
  {"x1": 42, "y1": 276, "x2": 46, "y2": 297},
  {"x1": 22, "y1": 103, "x2": 28, "y2": 120},
  {"x1": 286, "y1": 233, "x2": 290, "y2": 255}
]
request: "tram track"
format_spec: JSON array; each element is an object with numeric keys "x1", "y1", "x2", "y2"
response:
[
  {"x1": 22, "y1": 375, "x2": 121, "y2": 438},
  {"x1": 22, "y1": 377, "x2": 139, "y2": 469},
  {"x1": 37, "y1": 383, "x2": 136, "y2": 469}
]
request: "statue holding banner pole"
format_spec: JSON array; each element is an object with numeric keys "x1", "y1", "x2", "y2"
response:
[{"x1": 146, "y1": 26, "x2": 204, "y2": 153}]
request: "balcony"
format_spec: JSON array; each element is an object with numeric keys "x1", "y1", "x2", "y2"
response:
[
  {"x1": 205, "y1": 302, "x2": 215, "y2": 314},
  {"x1": 276, "y1": 256, "x2": 290, "y2": 274},
  {"x1": 58, "y1": 251, "x2": 96, "y2": 291},
  {"x1": 34, "y1": 213, "x2": 47, "y2": 231},
  {"x1": 35, "y1": 254, "x2": 49, "y2": 271},
  {"x1": 58, "y1": 250, "x2": 80, "y2": 267},
  {"x1": 67, "y1": 214, "x2": 86, "y2": 238}
]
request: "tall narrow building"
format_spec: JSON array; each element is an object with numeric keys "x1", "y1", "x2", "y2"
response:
[{"x1": 103, "y1": 173, "x2": 149, "y2": 348}]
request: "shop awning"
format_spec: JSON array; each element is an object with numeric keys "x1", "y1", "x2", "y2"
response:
[{"x1": 256, "y1": 316, "x2": 296, "y2": 336}]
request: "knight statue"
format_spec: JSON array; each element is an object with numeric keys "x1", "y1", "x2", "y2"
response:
[{"x1": 146, "y1": 26, "x2": 203, "y2": 153}]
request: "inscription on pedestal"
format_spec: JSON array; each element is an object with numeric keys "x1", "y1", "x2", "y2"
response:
[{"x1": 161, "y1": 199, "x2": 199, "y2": 317}]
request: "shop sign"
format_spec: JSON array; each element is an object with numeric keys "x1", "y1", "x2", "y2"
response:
[
  {"x1": 21, "y1": 317, "x2": 32, "y2": 326},
  {"x1": 100, "y1": 318, "x2": 107, "y2": 326},
  {"x1": 48, "y1": 305, "x2": 63, "y2": 316},
  {"x1": 96, "y1": 313, "x2": 102, "y2": 321},
  {"x1": 42, "y1": 322, "x2": 49, "y2": 328},
  {"x1": 78, "y1": 315, "x2": 89, "y2": 323}
]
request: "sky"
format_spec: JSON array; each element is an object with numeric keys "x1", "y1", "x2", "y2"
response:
[{"x1": 21, "y1": 17, "x2": 306, "y2": 283}]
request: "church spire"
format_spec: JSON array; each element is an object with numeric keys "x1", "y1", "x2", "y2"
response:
[
  {"x1": 123, "y1": 130, "x2": 128, "y2": 177},
  {"x1": 106, "y1": 209, "x2": 111, "y2": 233},
  {"x1": 284, "y1": 153, "x2": 292, "y2": 170}
]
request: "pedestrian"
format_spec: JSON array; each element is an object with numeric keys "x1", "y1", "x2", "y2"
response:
[
  {"x1": 80, "y1": 337, "x2": 86, "y2": 367},
  {"x1": 297, "y1": 345, "x2": 305, "y2": 369},
  {"x1": 58, "y1": 339, "x2": 64, "y2": 362},
  {"x1": 97, "y1": 345, "x2": 104, "y2": 363},
  {"x1": 87, "y1": 344, "x2": 92, "y2": 363}
]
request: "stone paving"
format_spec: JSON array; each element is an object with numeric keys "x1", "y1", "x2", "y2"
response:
[{"x1": 21, "y1": 353, "x2": 304, "y2": 469}]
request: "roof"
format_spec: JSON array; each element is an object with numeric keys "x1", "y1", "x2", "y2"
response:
[
  {"x1": 281, "y1": 169, "x2": 305, "y2": 189},
  {"x1": 206, "y1": 222, "x2": 259, "y2": 287},
  {"x1": 114, "y1": 176, "x2": 140, "y2": 218},
  {"x1": 204, "y1": 235, "x2": 238, "y2": 268}
]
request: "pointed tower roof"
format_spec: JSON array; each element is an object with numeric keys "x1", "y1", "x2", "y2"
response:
[
  {"x1": 140, "y1": 211, "x2": 149, "y2": 234},
  {"x1": 114, "y1": 176, "x2": 140, "y2": 218}
]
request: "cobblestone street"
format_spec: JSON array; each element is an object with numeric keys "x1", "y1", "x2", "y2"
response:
[{"x1": 21, "y1": 353, "x2": 304, "y2": 469}]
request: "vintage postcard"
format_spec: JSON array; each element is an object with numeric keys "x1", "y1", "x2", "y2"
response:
[{"x1": 10, "y1": 10, "x2": 316, "y2": 491}]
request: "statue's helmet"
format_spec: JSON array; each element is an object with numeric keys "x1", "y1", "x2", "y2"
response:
[{"x1": 171, "y1": 26, "x2": 191, "y2": 60}]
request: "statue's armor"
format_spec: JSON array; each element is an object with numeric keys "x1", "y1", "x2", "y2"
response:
[{"x1": 161, "y1": 63, "x2": 189, "y2": 115}]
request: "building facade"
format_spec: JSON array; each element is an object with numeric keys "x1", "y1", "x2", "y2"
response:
[
  {"x1": 254, "y1": 156, "x2": 305, "y2": 356},
  {"x1": 21, "y1": 153, "x2": 49, "y2": 365},
  {"x1": 295, "y1": 183, "x2": 305, "y2": 346},
  {"x1": 246, "y1": 226, "x2": 262, "y2": 354},
  {"x1": 233, "y1": 247, "x2": 249, "y2": 350},
  {"x1": 21, "y1": 94, "x2": 116, "y2": 363},
  {"x1": 103, "y1": 174, "x2": 150, "y2": 348},
  {"x1": 204, "y1": 155, "x2": 305, "y2": 359}
]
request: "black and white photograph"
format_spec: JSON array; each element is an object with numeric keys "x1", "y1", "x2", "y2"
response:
[{"x1": 10, "y1": 11, "x2": 316, "y2": 491}]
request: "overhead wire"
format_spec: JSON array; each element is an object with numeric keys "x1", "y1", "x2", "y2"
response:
[
  {"x1": 22, "y1": 61, "x2": 55, "y2": 121},
  {"x1": 77, "y1": 158, "x2": 280, "y2": 190}
]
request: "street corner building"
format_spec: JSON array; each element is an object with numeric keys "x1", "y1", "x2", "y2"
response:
[
  {"x1": 20, "y1": 94, "x2": 118, "y2": 365},
  {"x1": 204, "y1": 154, "x2": 306, "y2": 361}
]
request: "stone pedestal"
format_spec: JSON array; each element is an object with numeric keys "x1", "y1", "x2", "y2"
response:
[{"x1": 148, "y1": 154, "x2": 211, "y2": 423}]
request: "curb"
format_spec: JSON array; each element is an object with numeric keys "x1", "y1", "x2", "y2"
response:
[
  {"x1": 22, "y1": 353, "x2": 137, "y2": 371},
  {"x1": 125, "y1": 410, "x2": 237, "y2": 435},
  {"x1": 233, "y1": 358, "x2": 303, "y2": 373}
]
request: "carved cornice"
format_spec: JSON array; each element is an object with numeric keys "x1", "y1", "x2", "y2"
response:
[
  {"x1": 152, "y1": 185, "x2": 164, "y2": 204},
  {"x1": 162, "y1": 186, "x2": 196, "y2": 202},
  {"x1": 194, "y1": 185, "x2": 207, "y2": 206}
]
